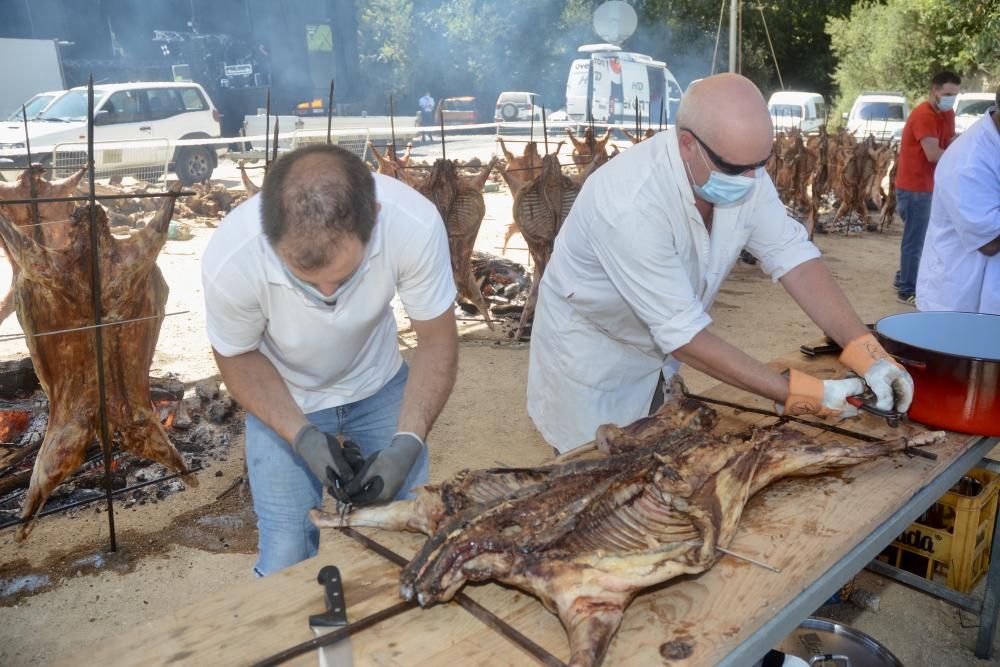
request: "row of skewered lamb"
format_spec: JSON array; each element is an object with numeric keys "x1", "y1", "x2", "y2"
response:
[
  {"x1": 767, "y1": 127, "x2": 898, "y2": 236},
  {"x1": 369, "y1": 126, "x2": 616, "y2": 337}
]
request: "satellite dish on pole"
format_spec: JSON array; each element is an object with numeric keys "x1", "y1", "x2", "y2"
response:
[{"x1": 593, "y1": 1, "x2": 638, "y2": 46}]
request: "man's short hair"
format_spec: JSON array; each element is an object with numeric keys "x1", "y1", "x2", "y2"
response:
[
  {"x1": 260, "y1": 144, "x2": 376, "y2": 270},
  {"x1": 931, "y1": 71, "x2": 961, "y2": 88}
]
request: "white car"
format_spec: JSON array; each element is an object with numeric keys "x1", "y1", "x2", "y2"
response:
[
  {"x1": 4, "y1": 90, "x2": 68, "y2": 122},
  {"x1": 845, "y1": 92, "x2": 909, "y2": 142},
  {"x1": 954, "y1": 92, "x2": 995, "y2": 134},
  {"x1": 495, "y1": 92, "x2": 542, "y2": 122},
  {"x1": 0, "y1": 81, "x2": 221, "y2": 184}
]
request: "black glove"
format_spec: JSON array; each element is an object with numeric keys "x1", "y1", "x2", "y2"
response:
[
  {"x1": 325, "y1": 438, "x2": 366, "y2": 502},
  {"x1": 291, "y1": 424, "x2": 364, "y2": 494},
  {"x1": 346, "y1": 432, "x2": 423, "y2": 506}
]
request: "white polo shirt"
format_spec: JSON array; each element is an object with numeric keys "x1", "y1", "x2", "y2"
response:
[
  {"x1": 527, "y1": 128, "x2": 821, "y2": 451},
  {"x1": 202, "y1": 173, "x2": 456, "y2": 414}
]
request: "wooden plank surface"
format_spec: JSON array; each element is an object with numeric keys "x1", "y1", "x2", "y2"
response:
[{"x1": 70, "y1": 350, "x2": 985, "y2": 667}]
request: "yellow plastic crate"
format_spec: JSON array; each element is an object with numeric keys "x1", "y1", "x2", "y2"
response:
[{"x1": 879, "y1": 468, "x2": 1000, "y2": 594}]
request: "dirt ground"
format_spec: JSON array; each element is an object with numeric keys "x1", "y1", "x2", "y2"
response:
[{"x1": 0, "y1": 164, "x2": 997, "y2": 666}]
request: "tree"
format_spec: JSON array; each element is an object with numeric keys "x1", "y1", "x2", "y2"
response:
[{"x1": 827, "y1": 0, "x2": 1000, "y2": 119}]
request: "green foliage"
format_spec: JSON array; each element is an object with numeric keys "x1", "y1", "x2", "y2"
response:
[{"x1": 826, "y1": 0, "x2": 1000, "y2": 120}]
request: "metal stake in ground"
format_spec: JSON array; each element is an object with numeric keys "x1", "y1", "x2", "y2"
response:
[
  {"x1": 264, "y1": 88, "x2": 271, "y2": 171},
  {"x1": 87, "y1": 75, "x2": 118, "y2": 553},
  {"x1": 541, "y1": 105, "x2": 549, "y2": 154},
  {"x1": 439, "y1": 110, "x2": 446, "y2": 161},
  {"x1": 389, "y1": 94, "x2": 397, "y2": 155},
  {"x1": 326, "y1": 79, "x2": 335, "y2": 144},
  {"x1": 21, "y1": 105, "x2": 42, "y2": 242},
  {"x1": 271, "y1": 116, "x2": 279, "y2": 165}
]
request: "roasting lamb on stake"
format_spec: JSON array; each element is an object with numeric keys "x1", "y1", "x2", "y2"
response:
[
  {"x1": 238, "y1": 160, "x2": 261, "y2": 195},
  {"x1": 412, "y1": 157, "x2": 498, "y2": 327},
  {"x1": 313, "y1": 394, "x2": 944, "y2": 667},
  {"x1": 501, "y1": 153, "x2": 583, "y2": 338},
  {"x1": 565, "y1": 126, "x2": 612, "y2": 170},
  {"x1": 0, "y1": 166, "x2": 88, "y2": 325},
  {"x1": 0, "y1": 183, "x2": 195, "y2": 540}
]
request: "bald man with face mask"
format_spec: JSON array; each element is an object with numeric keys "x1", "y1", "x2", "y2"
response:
[{"x1": 527, "y1": 74, "x2": 915, "y2": 453}]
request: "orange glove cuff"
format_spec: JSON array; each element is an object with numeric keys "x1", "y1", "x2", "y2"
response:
[
  {"x1": 784, "y1": 368, "x2": 836, "y2": 417},
  {"x1": 839, "y1": 333, "x2": 902, "y2": 376}
]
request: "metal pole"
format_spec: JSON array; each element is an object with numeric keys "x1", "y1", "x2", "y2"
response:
[
  {"x1": 264, "y1": 88, "x2": 271, "y2": 171},
  {"x1": 530, "y1": 99, "x2": 534, "y2": 143},
  {"x1": 729, "y1": 0, "x2": 738, "y2": 73},
  {"x1": 86, "y1": 75, "x2": 118, "y2": 553},
  {"x1": 389, "y1": 94, "x2": 397, "y2": 155},
  {"x1": 439, "y1": 110, "x2": 446, "y2": 161},
  {"x1": 326, "y1": 79, "x2": 335, "y2": 144},
  {"x1": 541, "y1": 106, "x2": 548, "y2": 154},
  {"x1": 271, "y1": 116, "x2": 279, "y2": 164},
  {"x1": 21, "y1": 105, "x2": 42, "y2": 242}
]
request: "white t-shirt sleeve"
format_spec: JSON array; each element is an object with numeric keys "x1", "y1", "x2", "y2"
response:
[
  {"x1": 395, "y1": 214, "x2": 457, "y2": 321},
  {"x1": 202, "y1": 263, "x2": 266, "y2": 357},
  {"x1": 745, "y1": 176, "x2": 821, "y2": 280},
  {"x1": 589, "y1": 215, "x2": 712, "y2": 355}
]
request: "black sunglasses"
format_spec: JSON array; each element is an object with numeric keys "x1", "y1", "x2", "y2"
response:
[{"x1": 679, "y1": 127, "x2": 771, "y2": 176}]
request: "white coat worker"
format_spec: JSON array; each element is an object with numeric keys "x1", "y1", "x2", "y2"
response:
[
  {"x1": 527, "y1": 73, "x2": 915, "y2": 453},
  {"x1": 916, "y1": 88, "x2": 1000, "y2": 314},
  {"x1": 202, "y1": 144, "x2": 458, "y2": 575}
]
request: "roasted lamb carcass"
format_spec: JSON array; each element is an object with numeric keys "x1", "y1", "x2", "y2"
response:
[
  {"x1": 238, "y1": 160, "x2": 261, "y2": 195},
  {"x1": 0, "y1": 184, "x2": 195, "y2": 540},
  {"x1": 314, "y1": 395, "x2": 943, "y2": 667},
  {"x1": 501, "y1": 153, "x2": 582, "y2": 338},
  {"x1": 0, "y1": 166, "x2": 88, "y2": 325},
  {"x1": 565, "y1": 126, "x2": 612, "y2": 171},
  {"x1": 412, "y1": 157, "x2": 498, "y2": 327}
]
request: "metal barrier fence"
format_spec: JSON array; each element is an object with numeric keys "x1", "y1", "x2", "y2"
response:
[{"x1": 52, "y1": 138, "x2": 171, "y2": 183}]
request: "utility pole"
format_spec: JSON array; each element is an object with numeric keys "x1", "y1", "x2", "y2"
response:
[{"x1": 728, "y1": 0, "x2": 738, "y2": 73}]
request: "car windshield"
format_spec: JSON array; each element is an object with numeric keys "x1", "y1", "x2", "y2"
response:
[
  {"x1": 856, "y1": 101, "x2": 905, "y2": 121},
  {"x1": 6, "y1": 94, "x2": 55, "y2": 121},
  {"x1": 770, "y1": 104, "x2": 803, "y2": 118},
  {"x1": 37, "y1": 90, "x2": 105, "y2": 121},
  {"x1": 955, "y1": 99, "x2": 993, "y2": 116},
  {"x1": 444, "y1": 99, "x2": 475, "y2": 111}
]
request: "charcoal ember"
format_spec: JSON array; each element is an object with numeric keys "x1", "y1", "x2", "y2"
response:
[
  {"x1": 207, "y1": 396, "x2": 235, "y2": 424},
  {"x1": 172, "y1": 400, "x2": 193, "y2": 430},
  {"x1": 195, "y1": 379, "x2": 221, "y2": 403}
]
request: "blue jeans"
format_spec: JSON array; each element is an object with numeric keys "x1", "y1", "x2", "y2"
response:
[
  {"x1": 245, "y1": 363, "x2": 427, "y2": 576},
  {"x1": 896, "y1": 188, "x2": 933, "y2": 298}
]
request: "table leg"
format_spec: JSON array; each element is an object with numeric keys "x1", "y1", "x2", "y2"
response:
[{"x1": 975, "y1": 500, "x2": 1000, "y2": 658}]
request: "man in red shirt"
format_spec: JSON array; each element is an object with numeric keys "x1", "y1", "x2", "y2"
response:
[{"x1": 894, "y1": 71, "x2": 961, "y2": 304}]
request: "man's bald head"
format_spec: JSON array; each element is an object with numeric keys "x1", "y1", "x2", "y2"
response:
[
  {"x1": 261, "y1": 144, "x2": 377, "y2": 271},
  {"x1": 676, "y1": 74, "x2": 773, "y2": 166}
]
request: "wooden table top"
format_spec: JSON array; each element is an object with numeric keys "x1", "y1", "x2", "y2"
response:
[{"x1": 68, "y1": 351, "x2": 985, "y2": 667}]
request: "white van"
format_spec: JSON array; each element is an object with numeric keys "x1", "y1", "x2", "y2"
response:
[
  {"x1": 0, "y1": 81, "x2": 221, "y2": 184},
  {"x1": 565, "y1": 44, "x2": 683, "y2": 125},
  {"x1": 845, "y1": 92, "x2": 909, "y2": 142},
  {"x1": 767, "y1": 91, "x2": 827, "y2": 133}
]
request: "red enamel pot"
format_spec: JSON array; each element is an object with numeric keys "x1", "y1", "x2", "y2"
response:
[{"x1": 875, "y1": 312, "x2": 1000, "y2": 436}]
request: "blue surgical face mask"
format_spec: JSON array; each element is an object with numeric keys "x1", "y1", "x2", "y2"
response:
[
  {"x1": 685, "y1": 144, "x2": 757, "y2": 206},
  {"x1": 281, "y1": 261, "x2": 363, "y2": 307},
  {"x1": 936, "y1": 94, "x2": 957, "y2": 111}
]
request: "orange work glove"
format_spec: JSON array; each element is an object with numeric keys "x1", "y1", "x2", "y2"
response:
[
  {"x1": 780, "y1": 368, "x2": 865, "y2": 417},
  {"x1": 839, "y1": 333, "x2": 914, "y2": 412}
]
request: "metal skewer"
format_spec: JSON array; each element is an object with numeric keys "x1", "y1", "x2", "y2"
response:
[{"x1": 685, "y1": 540, "x2": 782, "y2": 573}]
